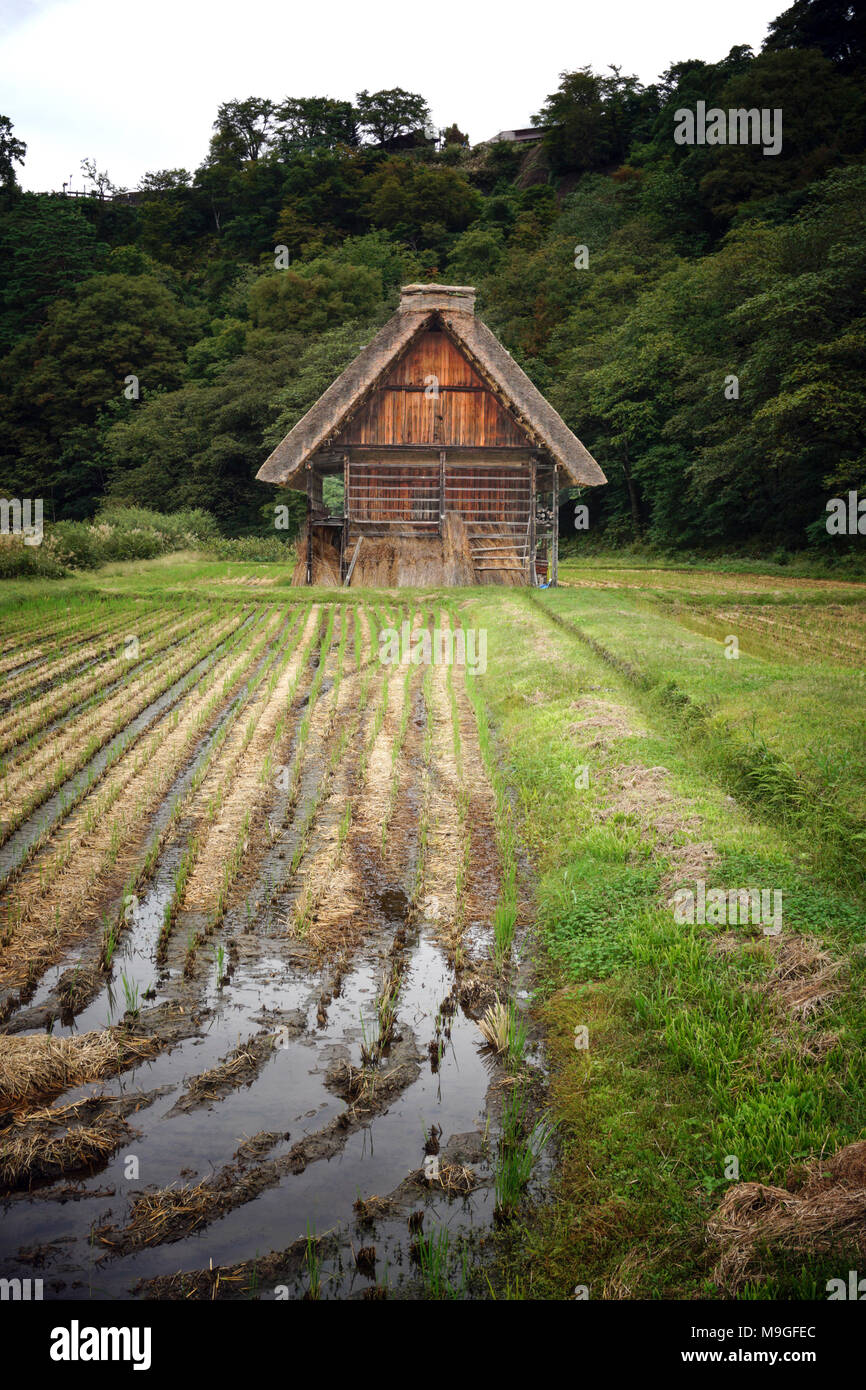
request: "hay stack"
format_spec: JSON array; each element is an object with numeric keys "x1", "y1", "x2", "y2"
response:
[
  {"x1": 468, "y1": 520, "x2": 528, "y2": 586},
  {"x1": 290, "y1": 524, "x2": 342, "y2": 587},
  {"x1": 441, "y1": 514, "x2": 477, "y2": 584},
  {"x1": 349, "y1": 515, "x2": 477, "y2": 588}
]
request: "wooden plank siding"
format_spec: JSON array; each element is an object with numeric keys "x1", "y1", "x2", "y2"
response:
[
  {"x1": 334, "y1": 328, "x2": 529, "y2": 450},
  {"x1": 387, "y1": 329, "x2": 480, "y2": 387}
]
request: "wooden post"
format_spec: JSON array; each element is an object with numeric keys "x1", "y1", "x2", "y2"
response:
[
  {"x1": 439, "y1": 449, "x2": 446, "y2": 535},
  {"x1": 552, "y1": 464, "x2": 559, "y2": 587},
  {"x1": 528, "y1": 457, "x2": 537, "y2": 587},
  {"x1": 344, "y1": 535, "x2": 363, "y2": 587},
  {"x1": 342, "y1": 452, "x2": 349, "y2": 581},
  {"x1": 305, "y1": 464, "x2": 313, "y2": 586}
]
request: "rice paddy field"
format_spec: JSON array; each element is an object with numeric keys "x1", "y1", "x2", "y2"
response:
[{"x1": 1, "y1": 555, "x2": 865, "y2": 1303}]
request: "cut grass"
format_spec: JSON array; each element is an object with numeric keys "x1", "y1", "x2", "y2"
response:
[
  {"x1": 0, "y1": 1110, "x2": 131, "y2": 1190},
  {"x1": 0, "y1": 611, "x2": 246, "y2": 852},
  {"x1": 0, "y1": 1030, "x2": 160, "y2": 1106},
  {"x1": 478, "y1": 997, "x2": 528, "y2": 1066}
]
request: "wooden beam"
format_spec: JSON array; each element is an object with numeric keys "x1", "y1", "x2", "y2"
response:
[
  {"x1": 552, "y1": 464, "x2": 559, "y2": 587},
  {"x1": 439, "y1": 448, "x2": 446, "y2": 535},
  {"x1": 335, "y1": 445, "x2": 538, "y2": 461},
  {"x1": 342, "y1": 451, "x2": 349, "y2": 580},
  {"x1": 306, "y1": 474, "x2": 314, "y2": 582},
  {"x1": 344, "y1": 535, "x2": 363, "y2": 587},
  {"x1": 382, "y1": 384, "x2": 489, "y2": 392},
  {"x1": 529, "y1": 457, "x2": 537, "y2": 587}
]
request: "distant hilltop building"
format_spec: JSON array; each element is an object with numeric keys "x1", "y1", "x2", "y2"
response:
[
  {"x1": 475, "y1": 126, "x2": 549, "y2": 148},
  {"x1": 34, "y1": 188, "x2": 152, "y2": 204}
]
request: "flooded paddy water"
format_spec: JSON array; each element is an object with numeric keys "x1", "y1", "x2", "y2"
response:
[{"x1": 0, "y1": 599, "x2": 549, "y2": 1300}]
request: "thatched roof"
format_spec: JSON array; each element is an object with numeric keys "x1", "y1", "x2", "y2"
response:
[{"x1": 257, "y1": 284, "x2": 606, "y2": 489}]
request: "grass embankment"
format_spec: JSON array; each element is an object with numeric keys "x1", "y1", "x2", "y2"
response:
[
  {"x1": 558, "y1": 546, "x2": 866, "y2": 583},
  {"x1": 536, "y1": 579, "x2": 866, "y2": 890},
  {"x1": 468, "y1": 584, "x2": 866, "y2": 1299}
]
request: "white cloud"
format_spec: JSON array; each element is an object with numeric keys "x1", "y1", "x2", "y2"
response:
[{"x1": 2, "y1": 0, "x2": 787, "y2": 192}]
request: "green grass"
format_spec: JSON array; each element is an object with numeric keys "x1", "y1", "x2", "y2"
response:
[
  {"x1": 558, "y1": 545, "x2": 866, "y2": 583},
  {"x1": 494, "y1": 1089, "x2": 556, "y2": 1218},
  {"x1": 529, "y1": 584, "x2": 866, "y2": 889},
  {"x1": 467, "y1": 584, "x2": 866, "y2": 1300},
  {"x1": 412, "y1": 1226, "x2": 471, "y2": 1299}
]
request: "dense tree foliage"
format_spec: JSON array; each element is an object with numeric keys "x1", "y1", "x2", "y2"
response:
[
  {"x1": 0, "y1": 0, "x2": 863, "y2": 553},
  {"x1": 0, "y1": 115, "x2": 26, "y2": 192}
]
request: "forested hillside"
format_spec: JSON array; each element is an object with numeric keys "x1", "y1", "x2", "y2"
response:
[{"x1": 1, "y1": 0, "x2": 864, "y2": 556}]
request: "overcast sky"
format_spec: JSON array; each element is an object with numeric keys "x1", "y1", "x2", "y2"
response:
[{"x1": 3, "y1": 0, "x2": 788, "y2": 193}]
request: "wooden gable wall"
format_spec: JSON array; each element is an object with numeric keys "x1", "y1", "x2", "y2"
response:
[{"x1": 333, "y1": 327, "x2": 529, "y2": 450}]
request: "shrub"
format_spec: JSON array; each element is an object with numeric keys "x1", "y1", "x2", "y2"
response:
[
  {"x1": 0, "y1": 536, "x2": 69, "y2": 579},
  {"x1": 1, "y1": 505, "x2": 223, "y2": 577},
  {"x1": 204, "y1": 535, "x2": 297, "y2": 563},
  {"x1": 51, "y1": 521, "x2": 99, "y2": 569}
]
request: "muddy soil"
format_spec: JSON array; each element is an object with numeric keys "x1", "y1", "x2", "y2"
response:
[{"x1": 0, "y1": 604, "x2": 547, "y2": 1300}]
